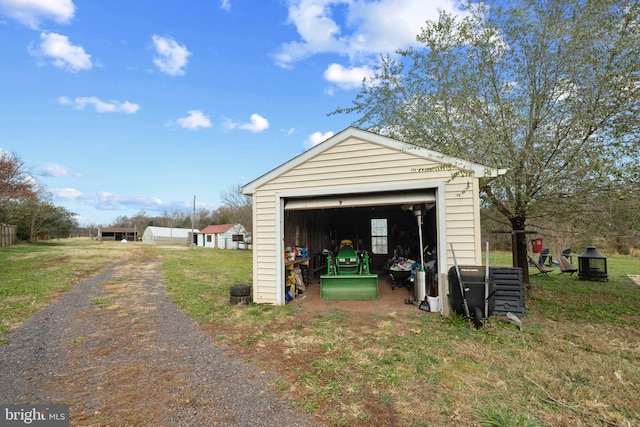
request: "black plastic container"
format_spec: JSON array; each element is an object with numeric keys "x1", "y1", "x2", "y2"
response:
[{"x1": 448, "y1": 266, "x2": 495, "y2": 319}]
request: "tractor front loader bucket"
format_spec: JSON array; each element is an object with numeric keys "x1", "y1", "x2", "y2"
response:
[{"x1": 320, "y1": 274, "x2": 379, "y2": 300}]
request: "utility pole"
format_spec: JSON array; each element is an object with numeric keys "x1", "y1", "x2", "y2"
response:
[{"x1": 190, "y1": 195, "x2": 196, "y2": 248}]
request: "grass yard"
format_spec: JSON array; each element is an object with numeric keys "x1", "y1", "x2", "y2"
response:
[
  {"x1": 159, "y1": 246, "x2": 640, "y2": 427},
  {"x1": 0, "y1": 239, "x2": 143, "y2": 336},
  {"x1": 2, "y1": 239, "x2": 639, "y2": 426}
]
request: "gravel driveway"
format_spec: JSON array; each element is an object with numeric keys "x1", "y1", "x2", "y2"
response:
[{"x1": 0, "y1": 258, "x2": 319, "y2": 426}]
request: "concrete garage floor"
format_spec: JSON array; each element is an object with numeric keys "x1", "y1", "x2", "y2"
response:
[{"x1": 292, "y1": 274, "x2": 440, "y2": 314}]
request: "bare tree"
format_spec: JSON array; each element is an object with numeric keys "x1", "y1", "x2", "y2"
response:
[
  {"x1": 219, "y1": 184, "x2": 252, "y2": 232},
  {"x1": 0, "y1": 151, "x2": 37, "y2": 216}
]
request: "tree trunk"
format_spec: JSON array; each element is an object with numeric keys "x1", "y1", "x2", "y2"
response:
[{"x1": 510, "y1": 217, "x2": 530, "y2": 284}]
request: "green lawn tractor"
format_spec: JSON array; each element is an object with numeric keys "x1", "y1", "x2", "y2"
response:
[{"x1": 320, "y1": 239, "x2": 379, "y2": 300}]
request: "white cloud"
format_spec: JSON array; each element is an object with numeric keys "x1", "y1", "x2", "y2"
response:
[
  {"x1": 275, "y1": 0, "x2": 464, "y2": 68},
  {"x1": 151, "y1": 35, "x2": 191, "y2": 76},
  {"x1": 51, "y1": 187, "x2": 165, "y2": 211},
  {"x1": 58, "y1": 96, "x2": 140, "y2": 113},
  {"x1": 92, "y1": 192, "x2": 164, "y2": 211},
  {"x1": 0, "y1": 0, "x2": 75, "y2": 29},
  {"x1": 30, "y1": 32, "x2": 92, "y2": 72},
  {"x1": 224, "y1": 114, "x2": 270, "y2": 133},
  {"x1": 240, "y1": 114, "x2": 269, "y2": 133},
  {"x1": 304, "y1": 131, "x2": 334, "y2": 149},
  {"x1": 41, "y1": 162, "x2": 81, "y2": 177},
  {"x1": 51, "y1": 187, "x2": 85, "y2": 199},
  {"x1": 323, "y1": 63, "x2": 373, "y2": 89},
  {"x1": 173, "y1": 110, "x2": 212, "y2": 130},
  {"x1": 220, "y1": 0, "x2": 231, "y2": 11},
  {"x1": 222, "y1": 117, "x2": 238, "y2": 131}
]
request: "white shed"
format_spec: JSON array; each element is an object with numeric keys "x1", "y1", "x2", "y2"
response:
[
  {"x1": 141, "y1": 226, "x2": 198, "y2": 245},
  {"x1": 196, "y1": 223, "x2": 248, "y2": 249},
  {"x1": 241, "y1": 127, "x2": 504, "y2": 312}
]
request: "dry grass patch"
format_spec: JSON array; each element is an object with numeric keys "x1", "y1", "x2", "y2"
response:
[
  {"x1": 184, "y1": 291, "x2": 639, "y2": 427},
  {"x1": 37, "y1": 248, "x2": 202, "y2": 425}
]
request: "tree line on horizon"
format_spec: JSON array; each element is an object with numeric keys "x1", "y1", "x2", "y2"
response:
[
  {"x1": 88, "y1": 185, "x2": 252, "y2": 237},
  {"x1": 0, "y1": 150, "x2": 251, "y2": 242}
]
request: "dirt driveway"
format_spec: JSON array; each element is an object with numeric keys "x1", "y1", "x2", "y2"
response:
[{"x1": 0, "y1": 258, "x2": 319, "y2": 426}]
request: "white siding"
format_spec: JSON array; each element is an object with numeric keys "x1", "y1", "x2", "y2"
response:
[
  {"x1": 251, "y1": 193, "x2": 279, "y2": 305},
  {"x1": 444, "y1": 181, "x2": 481, "y2": 264},
  {"x1": 248, "y1": 134, "x2": 486, "y2": 305}
]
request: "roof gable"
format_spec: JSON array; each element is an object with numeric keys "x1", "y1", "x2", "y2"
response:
[{"x1": 242, "y1": 127, "x2": 504, "y2": 194}]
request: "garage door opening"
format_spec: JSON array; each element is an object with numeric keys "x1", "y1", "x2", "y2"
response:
[{"x1": 282, "y1": 192, "x2": 438, "y2": 305}]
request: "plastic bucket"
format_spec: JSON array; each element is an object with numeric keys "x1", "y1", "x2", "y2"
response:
[{"x1": 427, "y1": 296, "x2": 440, "y2": 312}]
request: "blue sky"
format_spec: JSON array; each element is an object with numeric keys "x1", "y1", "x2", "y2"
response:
[{"x1": 0, "y1": 0, "x2": 463, "y2": 226}]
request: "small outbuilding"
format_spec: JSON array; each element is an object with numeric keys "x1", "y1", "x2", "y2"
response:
[
  {"x1": 241, "y1": 127, "x2": 504, "y2": 312},
  {"x1": 196, "y1": 223, "x2": 249, "y2": 249},
  {"x1": 242, "y1": 127, "x2": 504, "y2": 314},
  {"x1": 141, "y1": 226, "x2": 198, "y2": 245}
]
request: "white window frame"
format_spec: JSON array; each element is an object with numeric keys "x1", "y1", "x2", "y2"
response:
[{"x1": 371, "y1": 218, "x2": 388, "y2": 255}]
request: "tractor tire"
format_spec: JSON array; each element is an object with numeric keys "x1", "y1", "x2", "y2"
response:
[
  {"x1": 229, "y1": 295, "x2": 252, "y2": 305},
  {"x1": 230, "y1": 284, "x2": 251, "y2": 297}
]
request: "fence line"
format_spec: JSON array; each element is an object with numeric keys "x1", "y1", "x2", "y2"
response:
[{"x1": 0, "y1": 223, "x2": 17, "y2": 247}]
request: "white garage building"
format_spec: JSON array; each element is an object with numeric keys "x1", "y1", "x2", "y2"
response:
[{"x1": 241, "y1": 127, "x2": 504, "y2": 312}]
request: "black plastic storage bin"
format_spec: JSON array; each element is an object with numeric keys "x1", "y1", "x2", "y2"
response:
[{"x1": 448, "y1": 266, "x2": 495, "y2": 319}]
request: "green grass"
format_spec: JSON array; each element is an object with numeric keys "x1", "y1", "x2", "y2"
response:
[
  {"x1": 90, "y1": 297, "x2": 112, "y2": 307},
  {"x1": 485, "y1": 250, "x2": 640, "y2": 325},
  {"x1": 159, "y1": 247, "x2": 254, "y2": 320},
  {"x1": 168, "y1": 247, "x2": 638, "y2": 425},
  {"x1": 475, "y1": 405, "x2": 542, "y2": 427},
  {"x1": 0, "y1": 243, "x2": 81, "y2": 334},
  {"x1": 2, "y1": 241, "x2": 639, "y2": 427},
  {"x1": 0, "y1": 239, "x2": 136, "y2": 334},
  {"x1": 159, "y1": 248, "x2": 640, "y2": 426}
]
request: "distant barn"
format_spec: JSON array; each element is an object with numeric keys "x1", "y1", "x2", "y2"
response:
[
  {"x1": 98, "y1": 227, "x2": 138, "y2": 242},
  {"x1": 141, "y1": 226, "x2": 198, "y2": 245}
]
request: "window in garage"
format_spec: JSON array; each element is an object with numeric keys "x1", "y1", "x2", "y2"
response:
[{"x1": 371, "y1": 218, "x2": 388, "y2": 255}]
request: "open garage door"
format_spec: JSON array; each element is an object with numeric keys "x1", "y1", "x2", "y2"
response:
[
  {"x1": 284, "y1": 190, "x2": 436, "y2": 210},
  {"x1": 281, "y1": 189, "x2": 439, "y2": 282}
]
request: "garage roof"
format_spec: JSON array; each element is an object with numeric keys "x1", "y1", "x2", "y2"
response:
[{"x1": 242, "y1": 127, "x2": 505, "y2": 195}]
